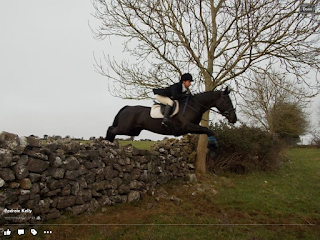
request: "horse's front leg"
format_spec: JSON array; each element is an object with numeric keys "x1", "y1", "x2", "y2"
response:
[
  {"x1": 183, "y1": 123, "x2": 219, "y2": 151},
  {"x1": 183, "y1": 122, "x2": 214, "y2": 136}
]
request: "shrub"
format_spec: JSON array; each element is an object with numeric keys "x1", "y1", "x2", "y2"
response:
[{"x1": 207, "y1": 122, "x2": 285, "y2": 174}]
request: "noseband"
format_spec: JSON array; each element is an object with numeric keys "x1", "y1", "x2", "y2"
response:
[{"x1": 210, "y1": 108, "x2": 236, "y2": 117}]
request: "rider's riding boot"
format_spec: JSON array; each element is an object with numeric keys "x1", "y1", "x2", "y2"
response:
[{"x1": 162, "y1": 105, "x2": 172, "y2": 127}]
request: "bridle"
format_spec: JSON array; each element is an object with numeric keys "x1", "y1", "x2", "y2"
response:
[
  {"x1": 210, "y1": 108, "x2": 236, "y2": 118},
  {"x1": 183, "y1": 95, "x2": 236, "y2": 121}
]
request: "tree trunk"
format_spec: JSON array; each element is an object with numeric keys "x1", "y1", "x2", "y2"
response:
[{"x1": 195, "y1": 110, "x2": 210, "y2": 175}]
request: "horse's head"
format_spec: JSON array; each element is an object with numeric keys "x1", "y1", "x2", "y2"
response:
[{"x1": 216, "y1": 87, "x2": 237, "y2": 124}]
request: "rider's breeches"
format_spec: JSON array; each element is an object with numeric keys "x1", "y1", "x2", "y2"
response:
[{"x1": 156, "y1": 95, "x2": 174, "y2": 107}]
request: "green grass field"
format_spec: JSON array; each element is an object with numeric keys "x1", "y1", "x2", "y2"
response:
[
  {"x1": 119, "y1": 140, "x2": 157, "y2": 149},
  {"x1": 12, "y1": 148, "x2": 320, "y2": 240}
]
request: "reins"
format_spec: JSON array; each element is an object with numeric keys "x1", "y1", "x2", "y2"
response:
[{"x1": 184, "y1": 95, "x2": 236, "y2": 122}]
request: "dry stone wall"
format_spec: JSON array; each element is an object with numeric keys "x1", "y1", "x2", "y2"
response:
[{"x1": 0, "y1": 132, "x2": 195, "y2": 225}]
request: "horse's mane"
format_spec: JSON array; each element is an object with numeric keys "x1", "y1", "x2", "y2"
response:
[
  {"x1": 178, "y1": 90, "x2": 220, "y2": 103},
  {"x1": 192, "y1": 90, "x2": 220, "y2": 96}
]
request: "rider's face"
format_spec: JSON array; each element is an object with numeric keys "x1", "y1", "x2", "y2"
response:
[{"x1": 183, "y1": 80, "x2": 192, "y2": 88}]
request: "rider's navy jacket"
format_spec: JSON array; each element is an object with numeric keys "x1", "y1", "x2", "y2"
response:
[{"x1": 153, "y1": 82, "x2": 188, "y2": 100}]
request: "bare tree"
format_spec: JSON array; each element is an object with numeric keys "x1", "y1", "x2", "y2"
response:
[
  {"x1": 92, "y1": 0, "x2": 320, "y2": 174},
  {"x1": 317, "y1": 104, "x2": 320, "y2": 127},
  {"x1": 311, "y1": 103, "x2": 320, "y2": 146},
  {"x1": 241, "y1": 67, "x2": 310, "y2": 136}
]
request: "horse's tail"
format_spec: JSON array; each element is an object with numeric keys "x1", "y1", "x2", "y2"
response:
[{"x1": 112, "y1": 106, "x2": 129, "y2": 127}]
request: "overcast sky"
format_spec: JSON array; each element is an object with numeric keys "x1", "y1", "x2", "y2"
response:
[
  {"x1": 1, "y1": 1, "x2": 319, "y2": 141},
  {"x1": 0, "y1": 0, "x2": 159, "y2": 140}
]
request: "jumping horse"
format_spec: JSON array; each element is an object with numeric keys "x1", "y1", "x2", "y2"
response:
[{"x1": 106, "y1": 87, "x2": 237, "y2": 148}]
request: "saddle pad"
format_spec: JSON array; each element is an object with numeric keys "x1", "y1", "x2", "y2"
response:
[{"x1": 150, "y1": 101, "x2": 179, "y2": 119}]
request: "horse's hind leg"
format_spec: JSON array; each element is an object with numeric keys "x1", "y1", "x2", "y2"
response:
[
  {"x1": 129, "y1": 128, "x2": 143, "y2": 137},
  {"x1": 106, "y1": 126, "x2": 142, "y2": 142},
  {"x1": 106, "y1": 126, "x2": 116, "y2": 142}
]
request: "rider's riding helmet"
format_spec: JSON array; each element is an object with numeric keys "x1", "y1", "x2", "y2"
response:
[{"x1": 180, "y1": 73, "x2": 193, "y2": 82}]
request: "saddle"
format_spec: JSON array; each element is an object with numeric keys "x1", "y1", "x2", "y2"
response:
[{"x1": 150, "y1": 101, "x2": 179, "y2": 119}]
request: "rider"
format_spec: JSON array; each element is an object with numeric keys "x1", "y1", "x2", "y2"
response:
[{"x1": 153, "y1": 73, "x2": 193, "y2": 127}]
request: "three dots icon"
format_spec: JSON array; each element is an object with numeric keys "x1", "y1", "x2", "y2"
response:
[{"x1": 44, "y1": 230, "x2": 53, "y2": 234}]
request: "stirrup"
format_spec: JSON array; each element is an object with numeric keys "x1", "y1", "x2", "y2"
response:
[{"x1": 161, "y1": 118, "x2": 171, "y2": 127}]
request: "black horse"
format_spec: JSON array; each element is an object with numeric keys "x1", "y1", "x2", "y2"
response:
[{"x1": 106, "y1": 87, "x2": 237, "y2": 143}]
